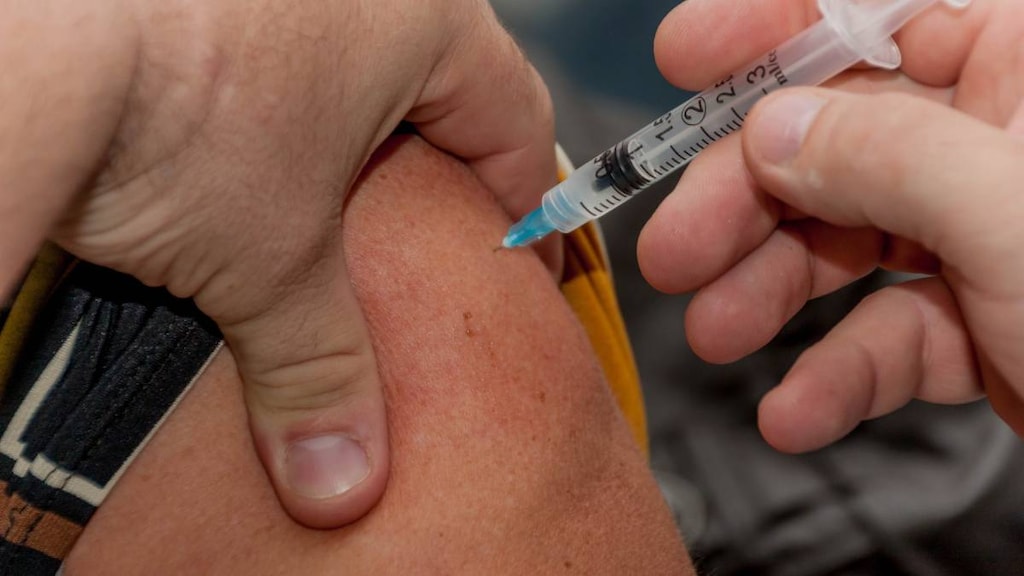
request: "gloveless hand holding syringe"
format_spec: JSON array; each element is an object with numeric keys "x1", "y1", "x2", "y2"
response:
[{"x1": 502, "y1": 0, "x2": 971, "y2": 249}]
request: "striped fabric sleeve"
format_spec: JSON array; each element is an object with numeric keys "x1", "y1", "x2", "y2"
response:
[{"x1": 0, "y1": 258, "x2": 222, "y2": 574}]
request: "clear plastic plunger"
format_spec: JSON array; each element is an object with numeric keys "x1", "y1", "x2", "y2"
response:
[{"x1": 502, "y1": 0, "x2": 970, "y2": 248}]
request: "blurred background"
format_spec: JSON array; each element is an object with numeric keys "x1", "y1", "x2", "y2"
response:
[{"x1": 489, "y1": 1, "x2": 1024, "y2": 574}]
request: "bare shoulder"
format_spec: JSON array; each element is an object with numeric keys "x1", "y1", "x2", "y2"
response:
[{"x1": 65, "y1": 135, "x2": 692, "y2": 575}]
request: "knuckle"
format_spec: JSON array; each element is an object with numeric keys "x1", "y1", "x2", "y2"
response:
[
  {"x1": 248, "y1": 351, "x2": 376, "y2": 414},
  {"x1": 235, "y1": 302, "x2": 379, "y2": 412},
  {"x1": 531, "y1": 66, "x2": 557, "y2": 129}
]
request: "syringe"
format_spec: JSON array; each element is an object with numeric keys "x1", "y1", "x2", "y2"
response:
[{"x1": 502, "y1": 0, "x2": 970, "y2": 248}]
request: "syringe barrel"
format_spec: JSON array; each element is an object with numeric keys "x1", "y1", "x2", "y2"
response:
[
  {"x1": 535, "y1": 0, "x2": 958, "y2": 238},
  {"x1": 541, "y1": 160, "x2": 618, "y2": 233},
  {"x1": 541, "y1": 183, "x2": 582, "y2": 233},
  {"x1": 771, "y1": 10, "x2": 863, "y2": 86}
]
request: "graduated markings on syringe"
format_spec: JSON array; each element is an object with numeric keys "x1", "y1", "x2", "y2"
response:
[
  {"x1": 644, "y1": 50, "x2": 788, "y2": 185},
  {"x1": 581, "y1": 49, "x2": 788, "y2": 219}
]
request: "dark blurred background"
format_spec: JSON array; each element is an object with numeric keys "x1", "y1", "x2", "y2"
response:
[{"x1": 489, "y1": 1, "x2": 1024, "y2": 574}]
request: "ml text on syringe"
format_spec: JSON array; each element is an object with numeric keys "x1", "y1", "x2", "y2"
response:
[{"x1": 502, "y1": 0, "x2": 971, "y2": 248}]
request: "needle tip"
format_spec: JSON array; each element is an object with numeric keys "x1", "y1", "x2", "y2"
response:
[{"x1": 503, "y1": 208, "x2": 554, "y2": 249}]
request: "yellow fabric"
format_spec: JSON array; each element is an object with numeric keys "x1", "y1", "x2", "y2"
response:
[
  {"x1": 552, "y1": 150, "x2": 647, "y2": 453},
  {"x1": 560, "y1": 224, "x2": 648, "y2": 454},
  {"x1": 0, "y1": 244, "x2": 74, "y2": 396}
]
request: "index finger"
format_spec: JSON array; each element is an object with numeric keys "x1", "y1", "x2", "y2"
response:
[
  {"x1": 654, "y1": 0, "x2": 984, "y2": 91},
  {"x1": 410, "y1": 5, "x2": 556, "y2": 221},
  {"x1": 654, "y1": 0, "x2": 821, "y2": 90}
]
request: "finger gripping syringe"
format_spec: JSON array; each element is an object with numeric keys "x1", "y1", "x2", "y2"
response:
[{"x1": 502, "y1": 0, "x2": 970, "y2": 248}]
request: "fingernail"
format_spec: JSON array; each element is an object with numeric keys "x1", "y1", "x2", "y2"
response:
[
  {"x1": 751, "y1": 93, "x2": 827, "y2": 165},
  {"x1": 285, "y1": 435, "x2": 370, "y2": 499}
]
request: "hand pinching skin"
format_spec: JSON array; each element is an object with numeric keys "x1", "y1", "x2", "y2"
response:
[{"x1": 0, "y1": 0, "x2": 556, "y2": 528}]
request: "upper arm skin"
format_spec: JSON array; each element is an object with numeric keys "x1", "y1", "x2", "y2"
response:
[{"x1": 64, "y1": 135, "x2": 693, "y2": 575}]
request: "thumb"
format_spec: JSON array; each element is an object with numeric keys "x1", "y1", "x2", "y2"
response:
[
  {"x1": 216, "y1": 247, "x2": 388, "y2": 529},
  {"x1": 409, "y1": 8, "x2": 564, "y2": 274},
  {"x1": 407, "y1": 2, "x2": 559, "y2": 273},
  {"x1": 740, "y1": 88, "x2": 1024, "y2": 289},
  {"x1": 741, "y1": 88, "x2": 1024, "y2": 433}
]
